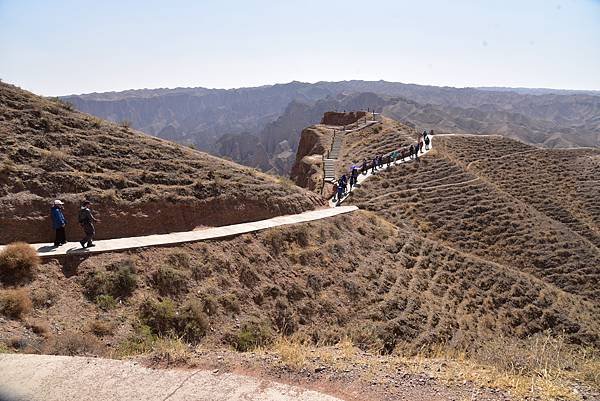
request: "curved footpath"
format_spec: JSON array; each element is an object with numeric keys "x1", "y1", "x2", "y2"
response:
[
  {"x1": 0, "y1": 135, "x2": 434, "y2": 401},
  {"x1": 0, "y1": 354, "x2": 342, "y2": 401},
  {"x1": 0, "y1": 135, "x2": 432, "y2": 258}
]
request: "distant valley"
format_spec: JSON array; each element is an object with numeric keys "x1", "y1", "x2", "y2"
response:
[{"x1": 63, "y1": 80, "x2": 600, "y2": 175}]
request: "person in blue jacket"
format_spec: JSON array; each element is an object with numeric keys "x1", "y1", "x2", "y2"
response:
[{"x1": 51, "y1": 200, "x2": 67, "y2": 247}]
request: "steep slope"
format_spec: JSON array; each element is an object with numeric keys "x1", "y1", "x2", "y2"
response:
[
  {"x1": 3, "y1": 212, "x2": 598, "y2": 359},
  {"x1": 0, "y1": 82, "x2": 323, "y2": 244},
  {"x1": 342, "y1": 129, "x2": 600, "y2": 303}
]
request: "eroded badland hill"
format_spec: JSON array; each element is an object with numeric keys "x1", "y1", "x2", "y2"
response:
[
  {"x1": 0, "y1": 82, "x2": 323, "y2": 244},
  {"x1": 1, "y1": 94, "x2": 599, "y2": 401}
]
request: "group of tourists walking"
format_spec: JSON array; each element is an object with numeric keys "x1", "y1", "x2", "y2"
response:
[
  {"x1": 332, "y1": 130, "x2": 433, "y2": 203},
  {"x1": 50, "y1": 200, "x2": 98, "y2": 248}
]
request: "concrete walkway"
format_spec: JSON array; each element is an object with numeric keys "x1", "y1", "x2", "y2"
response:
[
  {"x1": 0, "y1": 128, "x2": 430, "y2": 257},
  {"x1": 0, "y1": 206, "x2": 357, "y2": 257},
  {"x1": 0, "y1": 354, "x2": 342, "y2": 401}
]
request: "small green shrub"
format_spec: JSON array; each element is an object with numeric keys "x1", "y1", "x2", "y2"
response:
[
  {"x1": 83, "y1": 260, "x2": 137, "y2": 300},
  {"x1": 152, "y1": 266, "x2": 188, "y2": 296},
  {"x1": 166, "y1": 250, "x2": 191, "y2": 269},
  {"x1": 233, "y1": 321, "x2": 273, "y2": 352},
  {"x1": 192, "y1": 264, "x2": 212, "y2": 280},
  {"x1": 178, "y1": 300, "x2": 209, "y2": 342},
  {"x1": 139, "y1": 298, "x2": 176, "y2": 336},
  {"x1": 116, "y1": 324, "x2": 156, "y2": 357},
  {"x1": 94, "y1": 294, "x2": 117, "y2": 310},
  {"x1": 138, "y1": 298, "x2": 208, "y2": 343},
  {"x1": 219, "y1": 293, "x2": 241, "y2": 314},
  {"x1": 0, "y1": 242, "x2": 39, "y2": 284}
]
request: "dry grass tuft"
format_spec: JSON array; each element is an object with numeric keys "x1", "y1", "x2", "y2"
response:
[
  {"x1": 88, "y1": 319, "x2": 114, "y2": 337},
  {"x1": 48, "y1": 331, "x2": 103, "y2": 356},
  {"x1": 404, "y1": 333, "x2": 600, "y2": 400},
  {"x1": 0, "y1": 289, "x2": 32, "y2": 319},
  {"x1": 0, "y1": 242, "x2": 39, "y2": 284}
]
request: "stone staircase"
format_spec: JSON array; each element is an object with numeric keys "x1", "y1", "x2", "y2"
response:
[{"x1": 324, "y1": 130, "x2": 344, "y2": 182}]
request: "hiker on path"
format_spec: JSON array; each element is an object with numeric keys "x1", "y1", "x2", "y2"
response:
[
  {"x1": 409, "y1": 145, "x2": 414, "y2": 159},
  {"x1": 423, "y1": 130, "x2": 428, "y2": 141},
  {"x1": 79, "y1": 200, "x2": 98, "y2": 248},
  {"x1": 371, "y1": 156, "x2": 378, "y2": 173},
  {"x1": 336, "y1": 178, "x2": 345, "y2": 203},
  {"x1": 424, "y1": 135, "x2": 430, "y2": 150},
  {"x1": 386, "y1": 154, "x2": 391, "y2": 168},
  {"x1": 51, "y1": 200, "x2": 67, "y2": 247},
  {"x1": 392, "y1": 150, "x2": 398, "y2": 164},
  {"x1": 361, "y1": 159, "x2": 368, "y2": 175},
  {"x1": 419, "y1": 139, "x2": 424, "y2": 153},
  {"x1": 350, "y1": 167, "x2": 358, "y2": 189},
  {"x1": 415, "y1": 142, "x2": 420, "y2": 161},
  {"x1": 332, "y1": 181, "x2": 339, "y2": 201}
]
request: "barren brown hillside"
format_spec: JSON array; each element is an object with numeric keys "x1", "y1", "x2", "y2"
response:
[
  {"x1": 344, "y1": 129, "x2": 599, "y2": 302},
  {"x1": 2, "y1": 212, "x2": 598, "y2": 356},
  {"x1": 0, "y1": 82, "x2": 323, "y2": 244},
  {"x1": 1, "y1": 212, "x2": 599, "y2": 399}
]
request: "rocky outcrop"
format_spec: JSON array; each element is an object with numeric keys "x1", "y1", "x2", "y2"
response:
[
  {"x1": 290, "y1": 126, "x2": 333, "y2": 192},
  {"x1": 321, "y1": 111, "x2": 366, "y2": 126}
]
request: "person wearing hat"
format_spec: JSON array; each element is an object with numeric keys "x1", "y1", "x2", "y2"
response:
[
  {"x1": 78, "y1": 200, "x2": 98, "y2": 248},
  {"x1": 51, "y1": 200, "x2": 67, "y2": 247}
]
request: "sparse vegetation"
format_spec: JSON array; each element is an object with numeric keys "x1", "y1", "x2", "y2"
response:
[
  {"x1": 138, "y1": 298, "x2": 208, "y2": 343},
  {"x1": 232, "y1": 320, "x2": 273, "y2": 352},
  {"x1": 119, "y1": 119, "x2": 132, "y2": 130},
  {"x1": 48, "y1": 331, "x2": 102, "y2": 356},
  {"x1": 83, "y1": 258, "x2": 137, "y2": 300},
  {"x1": 151, "y1": 266, "x2": 188, "y2": 296},
  {"x1": 0, "y1": 242, "x2": 39, "y2": 284},
  {"x1": 0, "y1": 289, "x2": 32, "y2": 319},
  {"x1": 88, "y1": 319, "x2": 113, "y2": 337},
  {"x1": 0, "y1": 81, "x2": 323, "y2": 245},
  {"x1": 94, "y1": 294, "x2": 117, "y2": 310}
]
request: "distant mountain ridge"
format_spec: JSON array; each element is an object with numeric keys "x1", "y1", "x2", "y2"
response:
[{"x1": 62, "y1": 80, "x2": 600, "y2": 174}]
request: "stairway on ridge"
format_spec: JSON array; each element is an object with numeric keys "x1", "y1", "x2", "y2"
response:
[
  {"x1": 324, "y1": 130, "x2": 344, "y2": 182},
  {"x1": 323, "y1": 120, "x2": 377, "y2": 182}
]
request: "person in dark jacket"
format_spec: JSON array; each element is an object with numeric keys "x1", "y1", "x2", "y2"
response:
[
  {"x1": 409, "y1": 145, "x2": 414, "y2": 159},
  {"x1": 51, "y1": 200, "x2": 67, "y2": 247},
  {"x1": 361, "y1": 159, "x2": 368, "y2": 175},
  {"x1": 79, "y1": 201, "x2": 98, "y2": 248},
  {"x1": 350, "y1": 167, "x2": 358, "y2": 189}
]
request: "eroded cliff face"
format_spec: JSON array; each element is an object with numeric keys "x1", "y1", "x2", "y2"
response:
[
  {"x1": 321, "y1": 111, "x2": 366, "y2": 126},
  {"x1": 289, "y1": 125, "x2": 333, "y2": 192}
]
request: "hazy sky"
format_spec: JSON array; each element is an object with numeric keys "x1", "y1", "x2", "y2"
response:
[{"x1": 1, "y1": 0, "x2": 599, "y2": 96}]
